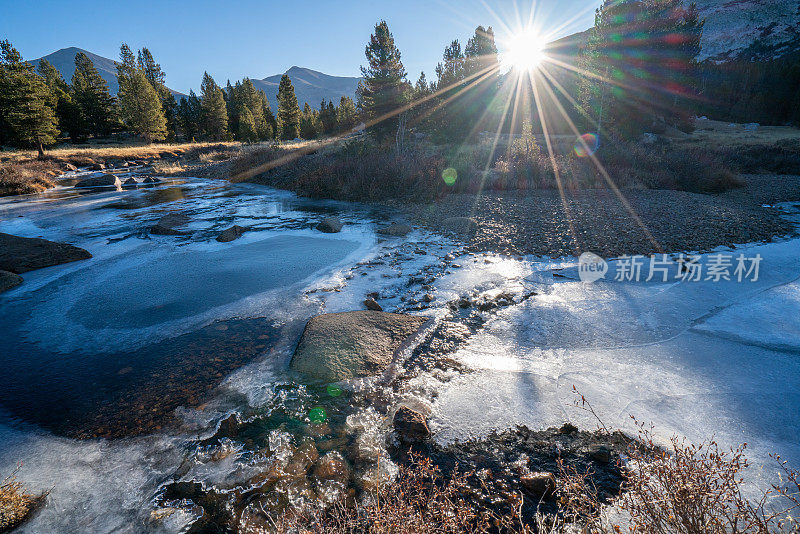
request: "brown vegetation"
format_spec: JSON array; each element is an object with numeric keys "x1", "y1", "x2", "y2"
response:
[
  {"x1": 0, "y1": 159, "x2": 58, "y2": 196},
  {"x1": 0, "y1": 470, "x2": 43, "y2": 533}
]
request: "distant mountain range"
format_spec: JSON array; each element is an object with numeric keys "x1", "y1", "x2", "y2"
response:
[
  {"x1": 252, "y1": 66, "x2": 361, "y2": 113},
  {"x1": 31, "y1": 48, "x2": 361, "y2": 110}
]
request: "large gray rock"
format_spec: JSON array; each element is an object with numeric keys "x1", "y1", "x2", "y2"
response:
[
  {"x1": 74, "y1": 173, "x2": 120, "y2": 189},
  {"x1": 0, "y1": 270, "x2": 23, "y2": 293},
  {"x1": 216, "y1": 225, "x2": 245, "y2": 243},
  {"x1": 0, "y1": 233, "x2": 91, "y2": 273},
  {"x1": 316, "y1": 216, "x2": 343, "y2": 233},
  {"x1": 442, "y1": 217, "x2": 478, "y2": 234},
  {"x1": 377, "y1": 223, "x2": 412, "y2": 237},
  {"x1": 291, "y1": 311, "x2": 428, "y2": 382},
  {"x1": 393, "y1": 406, "x2": 431, "y2": 443}
]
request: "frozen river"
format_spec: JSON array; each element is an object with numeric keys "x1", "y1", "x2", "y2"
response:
[{"x1": 0, "y1": 174, "x2": 798, "y2": 531}]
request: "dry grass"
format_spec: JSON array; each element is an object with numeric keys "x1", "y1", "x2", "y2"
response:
[
  {"x1": 151, "y1": 162, "x2": 186, "y2": 176},
  {"x1": 244, "y1": 454, "x2": 527, "y2": 533},
  {"x1": 255, "y1": 427, "x2": 799, "y2": 534},
  {"x1": 0, "y1": 470, "x2": 42, "y2": 533},
  {"x1": 0, "y1": 160, "x2": 59, "y2": 196},
  {"x1": 1, "y1": 141, "x2": 241, "y2": 164}
]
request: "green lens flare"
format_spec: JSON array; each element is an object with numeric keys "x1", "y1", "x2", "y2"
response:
[
  {"x1": 308, "y1": 407, "x2": 327, "y2": 423},
  {"x1": 442, "y1": 167, "x2": 457, "y2": 186},
  {"x1": 326, "y1": 384, "x2": 342, "y2": 397}
]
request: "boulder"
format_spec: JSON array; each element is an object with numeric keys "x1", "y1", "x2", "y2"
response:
[
  {"x1": 0, "y1": 233, "x2": 92, "y2": 273},
  {"x1": 291, "y1": 311, "x2": 428, "y2": 382},
  {"x1": 0, "y1": 270, "x2": 23, "y2": 293},
  {"x1": 150, "y1": 213, "x2": 190, "y2": 236},
  {"x1": 74, "y1": 173, "x2": 121, "y2": 189},
  {"x1": 63, "y1": 163, "x2": 78, "y2": 172},
  {"x1": 316, "y1": 216, "x2": 343, "y2": 233},
  {"x1": 520, "y1": 472, "x2": 556, "y2": 497},
  {"x1": 363, "y1": 298, "x2": 383, "y2": 311},
  {"x1": 89, "y1": 163, "x2": 105, "y2": 171},
  {"x1": 313, "y1": 452, "x2": 350, "y2": 485},
  {"x1": 393, "y1": 406, "x2": 430, "y2": 442},
  {"x1": 122, "y1": 177, "x2": 138, "y2": 188},
  {"x1": 142, "y1": 176, "x2": 161, "y2": 184},
  {"x1": 377, "y1": 223, "x2": 412, "y2": 237},
  {"x1": 216, "y1": 225, "x2": 245, "y2": 243},
  {"x1": 442, "y1": 217, "x2": 478, "y2": 234}
]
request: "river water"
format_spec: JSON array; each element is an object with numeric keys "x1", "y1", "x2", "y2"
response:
[{"x1": 1, "y1": 170, "x2": 798, "y2": 532}]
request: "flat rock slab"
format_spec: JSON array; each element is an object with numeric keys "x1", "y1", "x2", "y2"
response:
[
  {"x1": 0, "y1": 233, "x2": 91, "y2": 274},
  {"x1": 291, "y1": 311, "x2": 428, "y2": 382},
  {"x1": 0, "y1": 271, "x2": 23, "y2": 293}
]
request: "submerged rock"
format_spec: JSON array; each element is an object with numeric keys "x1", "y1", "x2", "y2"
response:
[
  {"x1": 377, "y1": 223, "x2": 412, "y2": 237},
  {"x1": 291, "y1": 310, "x2": 428, "y2": 382},
  {"x1": 216, "y1": 225, "x2": 245, "y2": 243},
  {"x1": 0, "y1": 270, "x2": 23, "y2": 293},
  {"x1": 74, "y1": 173, "x2": 120, "y2": 189},
  {"x1": 363, "y1": 298, "x2": 383, "y2": 311},
  {"x1": 393, "y1": 406, "x2": 430, "y2": 443},
  {"x1": 151, "y1": 213, "x2": 191, "y2": 236},
  {"x1": 316, "y1": 216, "x2": 343, "y2": 233},
  {"x1": 442, "y1": 217, "x2": 478, "y2": 234},
  {"x1": 0, "y1": 233, "x2": 91, "y2": 273}
]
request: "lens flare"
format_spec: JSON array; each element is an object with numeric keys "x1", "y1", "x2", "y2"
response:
[
  {"x1": 442, "y1": 167, "x2": 458, "y2": 186},
  {"x1": 574, "y1": 133, "x2": 600, "y2": 158},
  {"x1": 308, "y1": 406, "x2": 327, "y2": 423},
  {"x1": 326, "y1": 384, "x2": 342, "y2": 397}
]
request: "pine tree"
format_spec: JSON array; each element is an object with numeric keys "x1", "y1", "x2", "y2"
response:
[
  {"x1": 276, "y1": 74, "x2": 300, "y2": 140},
  {"x1": 414, "y1": 72, "x2": 430, "y2": 96},
  {"x1": 71, "y1": 52, "x2": 115, "y2": 137},
  {"x1": 319, "y1": 98, "x2": 338, "y2": 135},
  {"x1": 178, "y1": 90, "x2": 202, "y2": 141},
  {"x1": 578, "y1": 0, "x2": 704, "y2": 137},
  {"x1": 38, "y1": 58, "x2": 81, "y2": 141},
  {"x1": 0, "y1": 40, "x2": 58, "y2": 155},
  {"x1": 261, "y1": 91, "x2": 277, "y2": 140},
  {"x1": 200, "y1": 72, "x2": 228, "y2": 140},
  {"x1": 358, "y1": 20, "x2": 409, "y2": 143},
  {"x1": 230, "y1": 78, "x2": 269, "y2": 142},
  {"x1": 435, "y1": 40, "x2": 464, "y2": 88},
  {"x1": 299, "y1": 103, "x2": 319, "y2": 139},
  {"x1": 117, "y1": 45, "x2": 167, "y2": 143},
  {"x1": 337, "y1": 95, "x2": 358, "y2": 132},
  {"x1": 237, "y1": 106, "x2": 258, "y2": 142},
  {"x1": 135, "y1": 47, "x2": 178, "y2": 140}
]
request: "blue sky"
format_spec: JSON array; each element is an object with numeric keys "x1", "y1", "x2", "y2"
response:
[{"x1": 1, "y1": 0, "x2": 599, "y2": 94}]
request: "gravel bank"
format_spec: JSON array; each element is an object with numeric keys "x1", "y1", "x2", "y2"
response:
[{"x1": 396, "y1": 177, "x2": 796, "y2": 257}]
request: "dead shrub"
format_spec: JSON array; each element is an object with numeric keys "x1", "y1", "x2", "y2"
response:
[
  {"x1": 257, "y1": 454, "x2": 527, "y2": 534},
  {"x1": 0, "y1": 470, "x2": 43, "y2": 532},
  {"x1": 0, "y1": 160, "x2": 58, "y2": 196}
]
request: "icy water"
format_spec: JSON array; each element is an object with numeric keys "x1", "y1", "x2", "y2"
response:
[{"x1": 1, "y1": 170, "x2": 799, "y2": 532}]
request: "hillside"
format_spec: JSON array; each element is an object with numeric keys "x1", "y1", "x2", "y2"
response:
[
  {"x1": 32, "y1": 47, "x2": 186, "y2": 98},
  {"x1": 33, "y1": 47, "x2": 122, "y2": 94},
  {"x1": 252, "y1": 66, "x2": 360, "y2": 111},
  {"x1": 696, "y1": 0, "x2": 800, "y2": 61},
  {"x1": 545, "y1": 0, "x2": 800, "y2": 63}
]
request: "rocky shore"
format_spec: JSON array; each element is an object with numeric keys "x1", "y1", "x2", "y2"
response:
[{"x1": 394, "y1": 176, "x2": 797, "y2": 258}]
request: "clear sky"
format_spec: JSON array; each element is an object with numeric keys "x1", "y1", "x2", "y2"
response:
[{"x1": 0, "y1": 0, "x2": 599, "y2": 94}]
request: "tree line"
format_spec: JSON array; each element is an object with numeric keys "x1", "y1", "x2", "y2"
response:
[{"x1": 0, "y1": 39, "x2": 361, "y2": 152}]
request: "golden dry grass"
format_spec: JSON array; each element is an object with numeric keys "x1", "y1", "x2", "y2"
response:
[
  {"x1": 1, "y1": 141, "x2": 241, "y2": 164},
  {"x1": 0, "y1": 471, "x2": 41, "y2": 533}
]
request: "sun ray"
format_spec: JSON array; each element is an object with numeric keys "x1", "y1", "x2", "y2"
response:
[
  {"x1": 535, "y1": 64, "x2": 663, "y2": 252},
  {"x1": 528, "y1": 69, "x2": 581, "y2": 255}
]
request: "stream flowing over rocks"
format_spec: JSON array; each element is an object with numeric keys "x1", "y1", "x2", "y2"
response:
[{"x1": 0, "y1": 167, "x2": 798, "y2": 532}]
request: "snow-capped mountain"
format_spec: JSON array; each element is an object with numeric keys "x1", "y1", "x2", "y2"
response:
[{"x1": 695, "y1": 0, "x2": 800, "y2": 61}]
